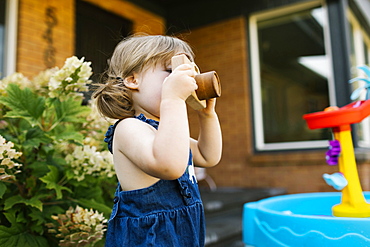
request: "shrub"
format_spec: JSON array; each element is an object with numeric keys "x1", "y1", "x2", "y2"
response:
[{"x1": 0, "y1": 57, "x2": 115, "y2": 246}]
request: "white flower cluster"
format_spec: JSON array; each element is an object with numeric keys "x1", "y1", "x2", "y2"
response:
[
  {"x1": 83, "y1": 99, "x2": 113, "y2": 148},
  {"x1": 32, "y1": 67, "x2": 59, "y2": 96},
  {"x1": 0, "y1": 73, "x2": 32, "y2": 96},
  {"x1": 48, "y1": 56, "x2": 92, "y2": 100},
  {"x1": 65, "y1": 145, "x2": 114, "y2": 182},
  {"x1": 0, "y1": 135, "x2": 22, "y2": 181},
  {"x1": 47, "y1": 205, "x2": 107, "y2": 247},
  {"x1": 86, "y1": 99, "x2": 113, "y2": 130}
]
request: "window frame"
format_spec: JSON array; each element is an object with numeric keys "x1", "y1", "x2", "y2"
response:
[
  {"x1": 249, "y1": 0, "x2": 335, "y2": 151},
  {"x1": 2, "y1": 0, "x2": 18, "y2": 77}
]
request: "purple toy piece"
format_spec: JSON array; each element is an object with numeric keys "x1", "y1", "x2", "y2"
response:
[{"x1": 326, "y1": 140, "x2": 341, "y2": 165}]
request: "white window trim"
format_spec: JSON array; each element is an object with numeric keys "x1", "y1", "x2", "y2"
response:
[
  {"x1": 3, "y1": 0, "x2": 18, "y2": 76},
  {"x1": 249, "y1": 0, "x2": 335, "y2": 151}
]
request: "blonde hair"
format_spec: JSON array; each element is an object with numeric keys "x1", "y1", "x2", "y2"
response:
[{"x1": 92, "y1": 34, "x2": 194, "y2": 120}]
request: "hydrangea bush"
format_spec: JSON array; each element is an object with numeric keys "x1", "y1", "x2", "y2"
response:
[{"x1": 0, "y1": 57, "x2": 115, "y2": 246}]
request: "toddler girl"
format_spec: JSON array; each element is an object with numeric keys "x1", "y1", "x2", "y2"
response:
[{"x1": 93, "y1": 34, "x2": 222, "y2": 247}]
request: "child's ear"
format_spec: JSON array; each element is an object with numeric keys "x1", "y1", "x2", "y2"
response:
[{"x1": 123, "y1": 75, "x2": 139, "y2": 90}]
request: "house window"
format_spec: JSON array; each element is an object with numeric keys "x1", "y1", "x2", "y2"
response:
[
  {"x1": 75, "y1": 0, "x2": 132, "y2": 102},
  {"x1": 249, "y1": 1, "x2": 334, "y2": 151},
  {"x1": 348, "y1": 10, "x2": 370, "y2": 147},
  {"x1": 0, "y1": 0, "x2": 17, "y2": 78}
]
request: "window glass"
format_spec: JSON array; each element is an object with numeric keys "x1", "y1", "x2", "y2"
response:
[
  {"x1": 250, "y1": 3, "x2": 332, "y2": 150},
  {"x1": 0, "y1": 0, "x2": 5, "y2": 77}
]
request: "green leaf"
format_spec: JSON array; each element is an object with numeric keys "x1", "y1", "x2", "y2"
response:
[
  {"x1": 54, "y1": 130, "x2": 84, "y2": 143},
  {"x1": 28, "y1": 161, "x2": 51, "y2": 178},
  {"x1": 42, "y1": 206, "x2": 66, "y2": 231},
  {"x1": 0, "y1": 182, "x2": 6, "y2": 199},
  {"x1": 3, "y1": 211, "x2": 17, "y2": 225},
  {"x1": 75, "y1": 198, "x2": 112, "y2": 216},
  {"x1": 43, "y1": 205, "x2": 65, "y2": 218},
  {"x1": 54, "y1": 98, "x2": 91, "y2": 123},
  {"x1": 39, "y1": 165, "x2": 72, "y2": 199},
  {"x1": 24, "y1": 127, "x2": 52, "y2": 148},
  {"x1": 15, "y1": 210, "x2": 28, "y2": 224},
  {"x1": 75, "y1": 185, "x2": 104, "y2": 203},
  {"x1": 0, "y1": 84, "x2": 45, "y2": 127},
  {"x1": 29, "y1": 208, "x2": 46, "y2": 226},
  {"x1": 4, "y1": 195, "x2": 43, "y2": 211},
  {"x1": 0, "y1": 224, "x2": 48, "y2": 247}
]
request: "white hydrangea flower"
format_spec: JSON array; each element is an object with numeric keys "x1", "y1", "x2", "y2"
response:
[
  {"x1": 65, "y1": 56, "x2": 84, "y2": 70},
  {"x1": 31, "y1": 67, "x2": 59, "y2": 95},
  {"x1": 0, "y1": 135, "x2": 22, "y2": 181},
  {"x1": 65, "y1": 77, "x2": 73, "y2": 82},
  {"x1": 0, "y1": 73, "x2": 32, "y2": 95},
  {"x1": 78, "y1": 61, "x2": 93, "y2": 79},
  {"x1": 83, "y1": 99, "x2": 113, "y2": 148},
  {"x1": 48, "y1": 56, "x2": 92, "y2": 100},
  {"x1": 65, "y1": 145, "x2": 114, "y2": 182},
  {"x1": 47, "y1": 205, "x2": 107, "y2": 246}
]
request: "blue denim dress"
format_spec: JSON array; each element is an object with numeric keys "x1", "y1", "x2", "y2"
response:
[{"x1": 104, "y1": 114, "x2": 205, "y2": 247}]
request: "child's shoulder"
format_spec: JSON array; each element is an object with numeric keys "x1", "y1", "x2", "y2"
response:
[
  {"x1": 117, "y1": 117, "x2": 142, "y2": 128},
  {"x1": 115, "y1": 117, "x2": 155, "y2": 134},
  {"x1": 113, "y1": 117, "x2": 156, "y2": 150}
]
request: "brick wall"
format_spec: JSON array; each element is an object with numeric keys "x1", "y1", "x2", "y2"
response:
[
  {"x1": 186, "y1": 17, "x2": 370, "y2": 194},
  {"x1": 17, "y1": 0, "x2": 164, "y2": 78},
  {"x1": 17, "y1": 0, "x2": 75, "y2": 78}
]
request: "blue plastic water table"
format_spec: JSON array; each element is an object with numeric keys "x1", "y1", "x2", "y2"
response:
[{"x1": 243, "y1": 192, "x2": 370, "y2": 247}]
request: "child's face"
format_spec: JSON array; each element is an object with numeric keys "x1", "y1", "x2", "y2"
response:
[{"x1": 133, "y1": 62, "x2": 172, "y2": 119}]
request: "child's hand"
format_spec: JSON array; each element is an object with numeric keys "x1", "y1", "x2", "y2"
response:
[
  {"x1": 197, "y1": 98, "x2": 217, "y2": 117},
  {"x1": 162, "y1": 64, "x2": 198, "y2": 101}
]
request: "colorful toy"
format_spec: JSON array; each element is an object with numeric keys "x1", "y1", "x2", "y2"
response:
[
  {"x1": 322, "y1": 172, "x2": 348, "y2": 190},
  {"x1": 303, "y1": 100, "x2": 370, "y2": 217},
  {"x1": 301, "y1": 65, "x2": 370, "y2": 217},
  {"x1": 326, "y1": 139, "x2": 341, "y2": 165},
  {"x1": 349, "y1": 65, "x2": 370, "y2": 100},
  {"x1": 243, "y1": 65, "x2": 370, "y2": 246}
]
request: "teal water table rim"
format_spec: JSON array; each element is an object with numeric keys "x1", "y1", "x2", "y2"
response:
[
  {"x1": 243, "y1": 192, "x2": 370, "y2": 247},
  {"x1": 246, "y1": 192, "x2": 370, "y2": 220}
]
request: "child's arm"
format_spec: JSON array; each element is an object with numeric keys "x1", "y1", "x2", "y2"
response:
[
  {"x1": 191, "y1": 98, "x2": 222, "y2": 167},
  {"x1": 114, "y1": 64, "x2": 197, "y2": 180}
]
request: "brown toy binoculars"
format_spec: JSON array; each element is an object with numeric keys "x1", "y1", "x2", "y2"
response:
[{"x1": 171, "y1": 54, "x2": 221, "y2": 110}]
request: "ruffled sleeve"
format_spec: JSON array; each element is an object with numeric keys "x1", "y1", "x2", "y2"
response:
[
  {"x1": 135, "y1": 113, "x2": 159, "y2": 130},
  {"x1": 104, "y1": 120, "x2": 122, "y2": 154}
]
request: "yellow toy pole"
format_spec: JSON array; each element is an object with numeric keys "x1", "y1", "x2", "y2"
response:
[{"x1": 332, "y1": 125, "x2": 370, "y2": 217}]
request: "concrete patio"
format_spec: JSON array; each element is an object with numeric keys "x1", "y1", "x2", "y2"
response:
[{"x1": 201, "y1": 187, "x2": 287, "y2": 246}]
